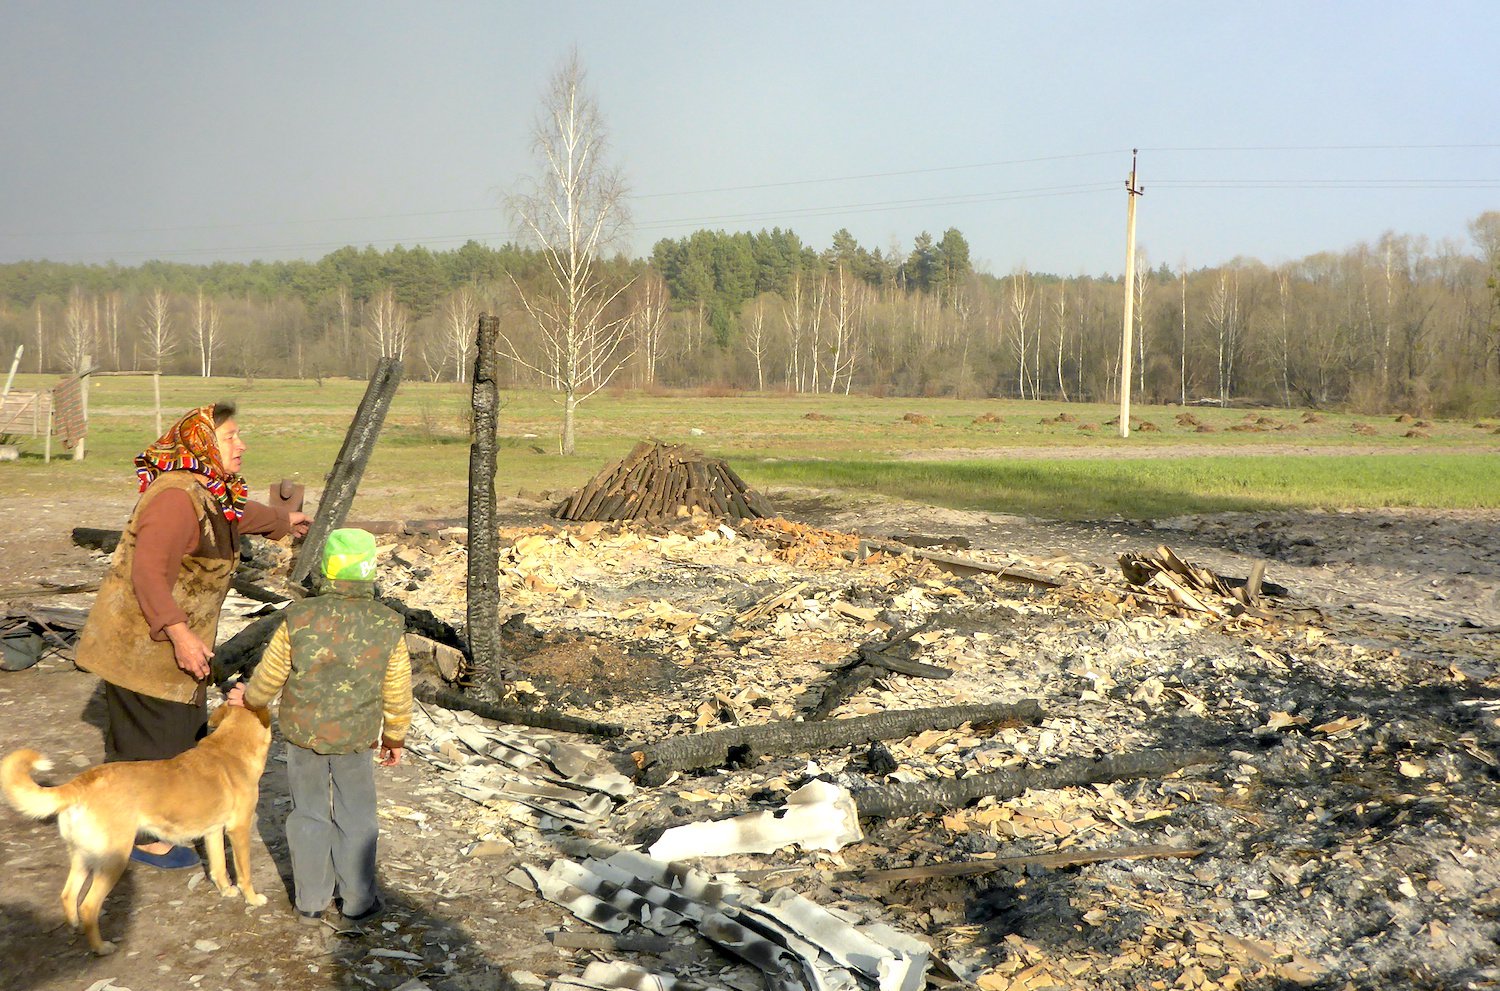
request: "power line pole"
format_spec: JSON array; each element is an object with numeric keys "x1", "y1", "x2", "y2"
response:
[{"x1": 1119, "y1": 150, "x2": 1143, "y2": 439}]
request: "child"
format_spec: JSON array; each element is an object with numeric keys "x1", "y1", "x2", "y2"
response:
[{"x1": 229, "y1": 527, "x2": 412, "y2": 925}]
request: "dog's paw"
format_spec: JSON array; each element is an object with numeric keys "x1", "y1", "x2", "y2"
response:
[
  {"x1": 244, "y1": 891, "x2": 267, "y2": 908},
  {"x1": 218, "y1": 884, "x2": 239, "y2": 899},
  {"x1": 94, "y1": 940, "x2": 118, "y2": 957}
]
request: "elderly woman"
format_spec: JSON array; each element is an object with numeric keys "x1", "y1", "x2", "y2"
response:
[{"x1": 75, "y1": 401, "x2": 309, "y2": 869}]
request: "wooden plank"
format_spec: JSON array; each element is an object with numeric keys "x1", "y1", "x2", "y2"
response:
[{"x1": 856, "y1": 539, "x2": 1065, "y2": 587}]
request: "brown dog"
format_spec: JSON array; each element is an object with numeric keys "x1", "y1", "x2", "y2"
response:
[{"x1": 0, "y1": 703, "x2": 273, "y2": 955}]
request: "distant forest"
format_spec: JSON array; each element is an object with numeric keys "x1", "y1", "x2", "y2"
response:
[{"x1": 2, "y1": 214, "x2": 1498, "y2": 415}]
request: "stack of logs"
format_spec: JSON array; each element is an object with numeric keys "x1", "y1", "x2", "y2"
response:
[{"x1": 553, "y1": 441, "x2": 773, "y2": 523}]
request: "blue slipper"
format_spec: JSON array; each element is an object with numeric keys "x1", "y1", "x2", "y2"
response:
[{"x1": 130, "y1": 845, "x2": 201, "y2": 870}]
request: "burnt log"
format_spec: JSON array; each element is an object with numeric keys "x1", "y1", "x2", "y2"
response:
[
  {"x1": 74, "y1": 525, "x2": 256, "y2": 562},
  {"x1": 415, "y1": 683, "x2": 624, "y2": 738},
  {"x1": 210, "y1": 613, "x2": 285, "y2": 687},
  {"x1": 853, "y1": 748, "x2": 1215, "y2": 820},
  {"x1": 291, "y1": 357, "x2": 403, "y2": 584},
  {"x1": 833, "y1": 843, "x2": 1205, "y2": 882},
  {"x1": 633, "y1": 699, "x2": 1043, "y2": 786},
  {"x1": 467, "y1": 314, "x2": 502, "y2": 686},
  {"x1": 548, "y1": 931, "x2": 674, "y2": 953},
  {"x1": 799, "y1": 622, "x2": 949, "y2": 719}
]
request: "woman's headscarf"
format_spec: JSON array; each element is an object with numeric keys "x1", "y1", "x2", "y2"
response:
[{"x1": 133, "y1": 406, "x2": 248, "y2": 522}]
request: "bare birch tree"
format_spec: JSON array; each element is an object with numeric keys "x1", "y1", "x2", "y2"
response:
[
  {"x1": 631, "y1": 271, "x2": 669, "y2": 387},
  {"x1": 1052, "y1": 283, "x2": 1069, "y2": 401},
  {"x1": 1132, "y1": 256, "x2": 1152, "y2": 398},
  {"x1": 140, "y1": 288, "x2": 175, "y2": 372},
  {"x1": 1007, "y1": 269, "x2": 1033, "y2": 398},
  {"x1": 782, "y1": 273, "x2": 809, "y2": 392},
  {"x1": 743, "y1": 295, "x2": 770, "y2": 392},
  {"x1": 441, "y1": 285, "x2": 479, "y2": 383},
  {"x1": 365, "y1": 288, "x2": 410, "y2": 361},
  {"x1": 62, "y1": 287, "x2": 94, "y2": 372},
  {"x1": 1209, "y1": 271, "x2": 1239, "y2": 405},
  {"x1": 104, "y1": 291, "x2": 122, "y2": 370},
  {"x1": 191, "y1": 286, "x2": 222, "y2": 377},
  {"x1": 501, "y1": 51, "x2": 633, "y2": 455}
]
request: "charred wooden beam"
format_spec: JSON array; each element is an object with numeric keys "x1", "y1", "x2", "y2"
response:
[
  {"x1": 855, "y1": 539, "x2": 1064, "y2": 586},
  {"x1": 467, "y1": 314, "x2": 502, "y2": 685},
  {"x1": 833, "y1": 843, "x2": 1206, "y2": 882},
  {"x1": 74, "y1": 525, "x2": 258, "y2": 561},
  {"x1": 633, "y1": 699, "x2": 1043, "y2": 786},
  {"x1": 291, "y1": 357, "x2": 403, "y2": 584},
  {"x1": 415, "y1": 683, "x2": 624, "y2": 738},
  {"x1": 852, "y1": 748, "x2": 1215, "y2": 820},
  {"x1": 210, "y1": 613, "x2": 284, "y2": 687},
  {"x1": 799, "y1": 622, "x2": 949, "y2": 719},
  {"x1": 547, "y1": 930, "x2": 674, "y2": 953}
]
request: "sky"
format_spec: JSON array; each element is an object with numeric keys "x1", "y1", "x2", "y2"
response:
[{"x1": 2, "y1": 2, "x2": 1497, "y2": 277}]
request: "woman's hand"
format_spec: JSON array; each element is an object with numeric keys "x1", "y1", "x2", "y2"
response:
[
  {"x1": 164, "y1": 622, "x2": 213, "y2": 680},
  {"x1": 288, "y1": 511, "x2": 311, "y2": 538},
  {"x1": 224, "y1": 683, "x2": 247, "y2": 708}
]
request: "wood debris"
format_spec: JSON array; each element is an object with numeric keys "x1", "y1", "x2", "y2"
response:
[{"x1": 554, "y1": 441, "x2": 773, "y2": 523}]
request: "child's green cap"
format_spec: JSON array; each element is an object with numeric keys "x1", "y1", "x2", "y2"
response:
[{"x1": 322, "y1": 527, "x2": 378, "y2": 581}]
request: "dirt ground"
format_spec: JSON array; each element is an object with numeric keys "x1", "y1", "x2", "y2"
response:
[{"x1": 1, "y1": 481, "x2": 1498, "y2": 990}]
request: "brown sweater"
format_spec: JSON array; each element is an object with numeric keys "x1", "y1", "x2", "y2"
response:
[
  {"x1": 132, "y1": 488, "x2": 287, "y2": 637},
  {"x1": 76, "y1": 472, "x2": 291, "y2": 703}
]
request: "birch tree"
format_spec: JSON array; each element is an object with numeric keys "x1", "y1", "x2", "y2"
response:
[
  {"x1": 743, "y1": 295, "x2": 770, "y2": 392},
  {"x1": 501, "y1": 51, "x2": 633, "y2": 455},
  {"x1": 365, "y1": 288, "x2": 410, "y2": 361},
  {"x1": 1208, "y1": 271, "x2": 1239, "y2": 405},
  {"x1": 62, "y1": 287, "x2": 94, "y2": 372},
  {"x1": 1052, "y1": 283, "x2": 1069, "y2": 401},
  {"x1": 139, "y1": 287, "x2": 175, "y2": 372},
  {"x1": 631, "y1": 271, "x2": 669, "y2": 387},
  {"x1": 441, "y1": 285, "x2": 479, "y2": 383},
  {"x1": 1007, "y1": 269, "x2": 1033, "y2": 398},
  {"x1": 191, "y1": 286, "x2": 222, "y2": 377}
]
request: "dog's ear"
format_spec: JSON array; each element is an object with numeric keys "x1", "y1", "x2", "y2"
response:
[
  {"x1": 251, "y1": 706, "x2": 272, "y2": 729},
  {"x1": 209, "y1": 704, "x2": 232, "y2": 729}
]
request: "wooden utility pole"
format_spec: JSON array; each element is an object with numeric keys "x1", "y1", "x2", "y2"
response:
[{"x1": 1119, "y1": 151, "x2": 1143, "y2": 438}]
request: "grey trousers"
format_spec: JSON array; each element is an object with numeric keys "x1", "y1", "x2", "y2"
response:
[{"x1": 284, "y1": 744, "x2": 379, "y2": 916}]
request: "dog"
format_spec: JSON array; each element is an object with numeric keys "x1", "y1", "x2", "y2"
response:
[{"x1": 1, "y1": 702, "x2": 273, "y2": 955}]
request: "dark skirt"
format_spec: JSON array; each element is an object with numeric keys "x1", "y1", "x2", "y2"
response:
[{"x1": 103, "y1": 681, "x2": 208, "y2": 763}]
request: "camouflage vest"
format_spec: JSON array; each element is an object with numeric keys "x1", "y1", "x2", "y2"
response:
[{"x1": 277, "y1": 582, "x2": 404, "y2": 755}]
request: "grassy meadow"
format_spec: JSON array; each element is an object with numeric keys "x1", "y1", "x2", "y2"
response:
[{"x1": 1, "y1": 372, "x2": 1497, "y2": 520}]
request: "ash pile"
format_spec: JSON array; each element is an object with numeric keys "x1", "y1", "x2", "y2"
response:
[{"x1": 373, "y1": 510, "x2": 1500, "y2": 991}]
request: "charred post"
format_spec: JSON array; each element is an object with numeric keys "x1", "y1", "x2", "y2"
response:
[
  {"x1": 467, "y1": 314, "x2": 502, "y2": 686},
  {"x1": 292, "y1": 357, "x2": 404, "y2": 584}
]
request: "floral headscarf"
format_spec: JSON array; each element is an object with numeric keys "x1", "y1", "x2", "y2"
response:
[{"x1": 133, "y1": 406, "x2": 248, "y2": 522}]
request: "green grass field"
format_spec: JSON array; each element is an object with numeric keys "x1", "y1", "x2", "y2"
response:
[{"x1": 2, "y1": 373, "x2": 1496, "y2": 519}]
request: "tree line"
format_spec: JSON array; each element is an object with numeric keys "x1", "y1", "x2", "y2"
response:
[{"x1": 2, "y1": 214, "x2": 1497, "y2": 416}]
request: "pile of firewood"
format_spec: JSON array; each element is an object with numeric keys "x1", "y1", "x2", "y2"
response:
[{"x1": 553, "y1": 441, "x2": 773, "y2": 523}]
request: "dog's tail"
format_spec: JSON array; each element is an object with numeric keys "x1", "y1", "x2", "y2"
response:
[{"x1": 0, "y1": 749, "x2": 67, "y2": 820}]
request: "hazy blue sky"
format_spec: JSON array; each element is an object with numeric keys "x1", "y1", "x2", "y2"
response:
[{"x1": 2, "y1": 2, "x2": 1496, "y2": 276}]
